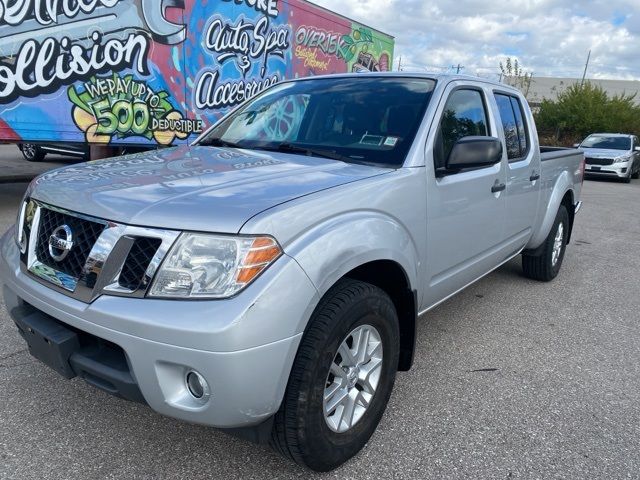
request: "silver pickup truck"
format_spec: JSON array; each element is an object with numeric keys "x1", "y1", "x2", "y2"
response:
[{"x1": 1, "y1": 73, "x2": 584, "y2": 471}]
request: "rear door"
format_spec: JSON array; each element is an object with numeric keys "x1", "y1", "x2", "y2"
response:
[
  {"x1": 423, "y1": 82, "x2": 508, "y2": 308},
  {"x1": 492, "y1": 91, "x2": 541, "y2": 250}
]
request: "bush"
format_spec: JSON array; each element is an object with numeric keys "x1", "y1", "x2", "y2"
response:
[{"x1": 534, "y1": 82, "x2": 640, "y2": 146}]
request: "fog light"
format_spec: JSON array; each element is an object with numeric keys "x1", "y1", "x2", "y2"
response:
[{"x1": 186, "y1": 371, "x2": 209, "y2": 401}]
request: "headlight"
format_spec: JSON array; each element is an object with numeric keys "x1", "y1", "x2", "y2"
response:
[
  {"x1": 148, "y1": 233, "x2": 282, "y2": 299},
  {"x1": 614, "y1": 155, "x2": 631, "y2": 163},
  {"x1": 15, "y1": 200, "x2": 29, "y2": 254}
]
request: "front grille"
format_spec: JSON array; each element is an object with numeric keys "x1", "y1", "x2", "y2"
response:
[
  {"x1": 23, "y1": 201, "x2": 178, "y2": 302},
  {"x1": 35, "y1": 208, "x2": 105, "y2": 278},
  {"x1": 585, "y1": 157, "x2": 614, "y2": 166},
  {"x1": 118, "y1": 237, "x2": 162, "y2": 291}
]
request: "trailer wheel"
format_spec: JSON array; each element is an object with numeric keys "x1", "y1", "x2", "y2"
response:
[
  {"x1": 271, "y1": 279, "x2": 399, "y2": 472},
  {"x1": 522, "y1": 205, "x2": 569, "y2": 282},
  {"x1": 20, "y1": 144, "x2": 45, "y2": 162}
]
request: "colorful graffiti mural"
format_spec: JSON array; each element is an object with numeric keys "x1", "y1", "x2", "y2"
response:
[{"x1": 0, "y1": 0, "x2": 394, "y2": 146}]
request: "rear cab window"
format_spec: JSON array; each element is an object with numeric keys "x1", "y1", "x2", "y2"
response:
[{"x1": 494, "y1": 93, "x2": 530, "y2": 162}]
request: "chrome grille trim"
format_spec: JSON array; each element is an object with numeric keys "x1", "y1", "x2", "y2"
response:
[{"x1": 20, "y1": 200, "x2": 180, "y2": 303}]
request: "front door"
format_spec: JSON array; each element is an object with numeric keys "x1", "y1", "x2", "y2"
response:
[{"x1": 423, "y1": 83, "x2": 507, "y2": 309}]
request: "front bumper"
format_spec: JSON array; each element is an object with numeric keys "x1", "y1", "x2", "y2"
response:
[
  {"x1": 1, "y1": 228, "x2": 319, "y2": 428},
  {"x1": 585, "y1": 162, "x2": 630, "y2": 178}
]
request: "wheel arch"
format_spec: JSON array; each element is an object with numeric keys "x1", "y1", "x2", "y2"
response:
[
  {"x1": 283, "y1": 212, "x2": 420, "y2": 371},
  {"x1": 343, "y1": 260, "x2": 417, "y2": 372},
  {"x1": 527, "y1": 169, "x2": 576, "y2": 250},
  {"x1": 561, "y1": 189, "x2": 576, "y2": 245}
]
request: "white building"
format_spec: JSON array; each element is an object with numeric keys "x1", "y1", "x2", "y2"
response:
[{"x1": 505, "y1": 76, "x2": 640, "y2": 107}]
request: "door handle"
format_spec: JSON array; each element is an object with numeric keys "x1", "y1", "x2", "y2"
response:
[
  {"x1": 530, "y1": 173, "x2": 541, "y2": 181},
  {"x1": 491, "y1": 183, "x2": 506, "y2": 193}
]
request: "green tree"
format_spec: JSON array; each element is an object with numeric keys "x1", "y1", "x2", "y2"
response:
[
  {"x1": 535, "y1": 82, "x2": 640, "y2": 145},
  {"x1": 500, "y1": 57, "x2": 533, "y2": 95}
]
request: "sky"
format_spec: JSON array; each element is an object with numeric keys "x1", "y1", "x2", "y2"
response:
[{"x1": 313, "y1": 0, "x2": 640, "y2": 80}]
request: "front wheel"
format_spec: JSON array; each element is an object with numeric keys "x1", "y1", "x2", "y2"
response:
[
  {"x1": 522, "y1": 205, "x2": 569, "y2": 282},
  {"x1": 20, "y1": 143, "x2": 45, "y2": 162},
  {"x1": 271, "y1": 279, "x2": 399, "y2": 472}
]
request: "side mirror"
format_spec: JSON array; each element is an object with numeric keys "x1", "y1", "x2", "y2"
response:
[
  {"x1": 573, "y1": 143, "x2": 581, "y2": 148},
  {"x1": 634, "y1": 146, "x2": 640, "y2": 152},
  {"x1": 446, "y1": 136, "x2": 503, "y2": 170}
]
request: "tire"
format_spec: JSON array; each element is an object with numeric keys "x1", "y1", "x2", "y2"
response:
[
  {"x1": 622, "y1": 173, "x2": 631, "y2": 184},
  {"x1": 271, "y1": 279, "x2": 399, "y2": 472},
  {"x1": 522, "y1": 205, "x2": 569, "y2": 282},
  {"x1": 631, "y1": 167, "x2": 639, "y2": 179},
  {"x1": 20, "y1": 143, "x2": 45, "y2": 162}
]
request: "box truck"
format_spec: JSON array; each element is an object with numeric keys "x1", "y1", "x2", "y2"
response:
[{"x1": 0, "y1": 0, "x2": 394, "y2": 151}]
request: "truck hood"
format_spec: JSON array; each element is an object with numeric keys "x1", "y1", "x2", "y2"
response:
[
  {"x1": 30, "y1": 145, "x2": 391, "y2": 233},
  {"x1": 581, "y1": 148, "x2": 630, "y2": 159}
]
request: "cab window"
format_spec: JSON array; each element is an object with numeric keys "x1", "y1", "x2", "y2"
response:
[
  {"x1": 494, "y1": 93, "x2": 529, "y2": 161},
  {"x1": 434, "y1": 89, "x2": 489, "y2": 169}
]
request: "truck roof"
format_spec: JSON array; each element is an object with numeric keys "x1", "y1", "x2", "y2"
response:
[{"x1": 288, "y1": 71, "x2": 521, "y2": 93}]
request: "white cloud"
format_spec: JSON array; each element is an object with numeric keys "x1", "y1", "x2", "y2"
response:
[{"x1": 313, "y1": 0, "x2": 640, "y2": 80}]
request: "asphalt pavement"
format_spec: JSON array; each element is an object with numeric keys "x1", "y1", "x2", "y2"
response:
[
  {"x1": 0, "y1": 177, "x2": 639, "y2": 479},
  {"x1": 0, "y1": 144, "x2": 77, "y2": 183}
]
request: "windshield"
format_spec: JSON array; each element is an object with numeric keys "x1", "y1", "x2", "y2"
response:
[
  {"x1": 581, "y1": 135, "x2": 631, "y2": 151},
  {"x1": 198, "y1": 77, "x2": 437, "y2": 167}
]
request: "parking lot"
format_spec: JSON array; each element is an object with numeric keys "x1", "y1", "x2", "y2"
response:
[
  {"x1": 0, "y1": 175, "x2": 639, "y2": 479},
  {"x1": 0, "y1": 145, "x2": 75, "y2": 184}
]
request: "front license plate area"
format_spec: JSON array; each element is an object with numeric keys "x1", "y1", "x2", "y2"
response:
[
  {"x1": 13, "y1": 308, "x2": 80, "y2": 379},
  {"x1": 590, "y1": 166, "x2": 601, "y2": 171}
]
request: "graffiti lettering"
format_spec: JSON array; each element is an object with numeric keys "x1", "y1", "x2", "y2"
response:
[
  {"x1": 69, "y1": 73, "x2": 202, "y2": 145},
  {"x1": 0, "y1": 32, "x2": 148, "y2": 104},
  {"x1": 0, "y1": 0, "x2": 120, "y2": 26},
  {"x1": 152, "y1": 116, "x2": 203, "y2": 135},
  {"x1": 205, "y1": 16, "x2": 290, "y2": 78},
  {"x1": 222, "y1": 0, "x2": 279, "y2": 18},
  {"x1": 295, "y1": 26, "x2": 341, "y2": 56},
  {"x1": 195, "y1": 69, "x2": 279, "y2": 110},
  {"x1": 294, "y1": 46, "x2": 329, "y2": 71}
]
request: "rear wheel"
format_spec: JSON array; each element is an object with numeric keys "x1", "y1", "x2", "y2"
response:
[
  {"x1": 522, "y1": 205, "x2": 569, "y2": 282},
  {"x1": 271, "y1": 279, "x2": 399, "y2": 472},
  {"x1": 20, "y1": 143, "x2": 45, "y2": 162}
]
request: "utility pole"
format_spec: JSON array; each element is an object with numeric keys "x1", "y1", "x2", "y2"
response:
[
  {"x1": 397, "y1": 56, "x2": 402, "y2": 72},
  {"x1": 580, "y1": 50, "x2": 591, "y2": 87},
  {"x1": 456, "y1": 63, "x2": 463, "y2": 74}
]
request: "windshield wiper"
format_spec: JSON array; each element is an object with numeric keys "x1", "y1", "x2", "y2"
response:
[
  {"x1": 200, "y1": 140, "x2": 387, "y2": 167},
  {"x1": 257, "y1": 143, "x2": 352, "y2": 162},
  {"x1": 199, "y1": 138, "x2": 243, "y2": 149}
]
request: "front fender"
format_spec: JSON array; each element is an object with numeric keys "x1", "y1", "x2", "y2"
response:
[
  {"x1": 283, "y1": 210, "x2": 419, "y2": 298},
  {"x1": 527, "y1": 170, "x2": 573, "y2": 250}
]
